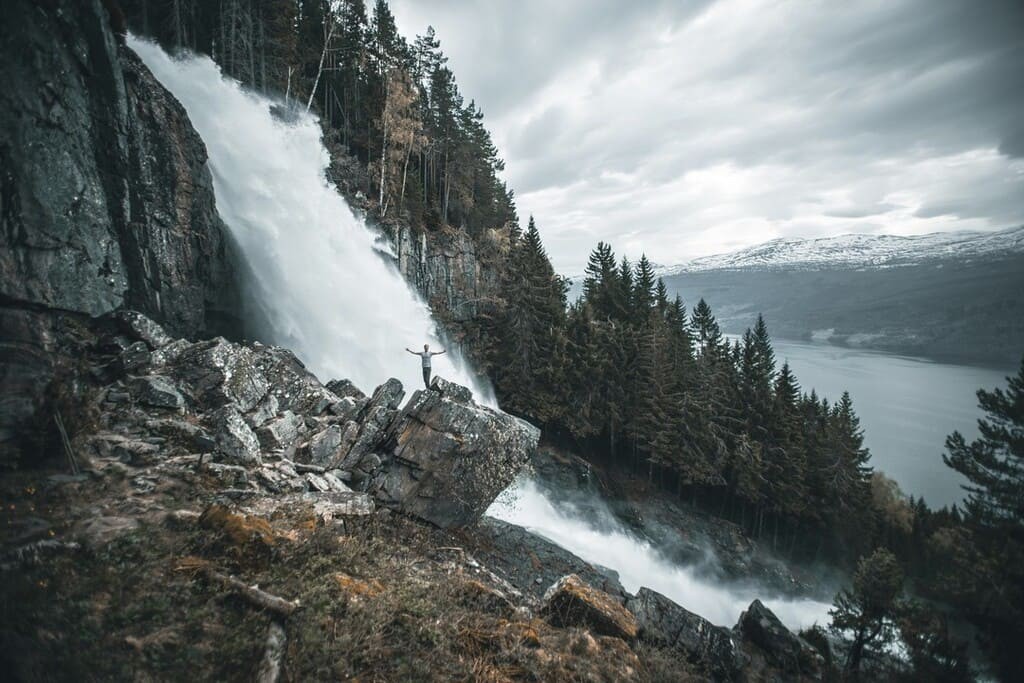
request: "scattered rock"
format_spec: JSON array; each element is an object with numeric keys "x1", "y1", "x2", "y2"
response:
[
  {"x1": 211, "y1": 407, "x2": 261, "y2": 465},
  {"x1": 325, "y1": 379, "x2": 365, "y2": 401},
  {"x1": 169, "y1": 339, "x2": 269, "y2": 412},
  {"x1": 247, "y1": 392, "x2": 280, "y2": 428},
  {"x1": 113, "y1": 311, "x2": 174, "y2": 349},
  {"x1": 540, "y1": 574, "x2": 638, "y2": 640},
  {"x1": 120, "y1": 341, "x2": 152, "y2": 372},
  {"x1": 309, "y1": 491, "x2": 376, "y2": 519},
  {"x1": 306, "y1": 424, "x2": 343, "y2": 466},
  {"x1": 129, "y1": 375, "x2": 185, "y2": 410},
  {"x1": 256, "y1": 411, "x2": 304, "y2": 452}
]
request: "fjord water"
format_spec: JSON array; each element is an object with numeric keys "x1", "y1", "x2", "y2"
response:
[
  {"x1": 129, "y1": 37, "x2": 488, "y2": 401},
  {"x1": 772, "y1": 338, "x2": 1013, "y2": 508}
]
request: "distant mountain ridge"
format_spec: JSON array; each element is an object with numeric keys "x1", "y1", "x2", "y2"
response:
[{"x1": 655, "y1": 225, "x2": 1024, "y2": 274}]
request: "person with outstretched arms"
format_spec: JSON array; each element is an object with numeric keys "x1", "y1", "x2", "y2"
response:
[{"x1": 406, "y1": 344, "x2": 445, "y2": 389}]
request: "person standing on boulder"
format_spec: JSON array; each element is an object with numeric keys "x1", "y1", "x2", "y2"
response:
[{"x1": 406, "y1": 344, "x2": 445, "y2": 389}]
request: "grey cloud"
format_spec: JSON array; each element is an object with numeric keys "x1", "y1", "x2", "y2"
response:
[{"x1": 390, "y1": 0, "x2": 1024, "y2": 272}]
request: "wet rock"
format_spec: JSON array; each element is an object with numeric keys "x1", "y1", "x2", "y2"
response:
[
  {"x1": 737, "y1": 599, "x2": 822, "y2": 676},
  {"x1": 627, "y1": 587, "x2": 742, "y2": 681},
  {"x1": 540, "y1": 574, "x2": 638, "y2": 640},
  {"x1": 211, "y1": 407, "x2": 261, "y2": 465},
  {"x1": 370, "y1": 377, "x2": 538, "y2": 528},
  {"x1": 129, "y1": 375, "x2": 185, "y2": 410}
]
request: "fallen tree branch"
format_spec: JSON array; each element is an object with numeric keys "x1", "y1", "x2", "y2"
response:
[
  {"x1": 0, "y1": 539, "x2": 81, "y2": 571},
  {"x1": 255, "y1": 621, "x2": 287, "y2": 683},
  {"x1": 54, "y1": 411, "x2": 79, "y2": 474},
  {"x1": 201, "y1": 567, "x2": 298, "y2": 619}
]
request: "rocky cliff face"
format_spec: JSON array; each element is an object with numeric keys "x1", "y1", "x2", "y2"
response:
[{"x1": 0, "y1": 0, "x2": 240, "y2": 463}]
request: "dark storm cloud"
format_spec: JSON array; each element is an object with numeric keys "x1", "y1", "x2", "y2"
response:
[{"x1": 390, "y1": 0, "x2": 1024, "y2": 272}]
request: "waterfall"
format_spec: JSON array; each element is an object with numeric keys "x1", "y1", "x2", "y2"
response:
[
  {"x1": 131, "y1": 35, "x2": 830, "y2": 637},
  {"x1": 488, "y1": 479, "x2": 833, "y2": 631},
  {"x1": 129, "y1": 37, "x2": 491, "y2": 402}
]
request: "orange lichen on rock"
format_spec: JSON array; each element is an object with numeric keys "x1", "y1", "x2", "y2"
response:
[
  {"x1": 540, "y1": 574, "x2": 638, "y2": 640},
  {"x1": 199, "y1": 504, "x2": 276, "y2": 551}
]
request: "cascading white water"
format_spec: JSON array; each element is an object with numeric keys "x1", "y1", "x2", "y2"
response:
[
  {"x1": 131, "y1": 35, "x2": 829, "y2": 635},
  {"x1": 488, "y1": 479, "x2": 833, "y2": 631},
  {"x1": 129, "y1": 37, "x2": 490, "y2": 401}
]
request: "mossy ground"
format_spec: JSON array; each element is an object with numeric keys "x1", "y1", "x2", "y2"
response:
[{"x1": 0, "y1": 467, "x2": 701, "y2": 682}]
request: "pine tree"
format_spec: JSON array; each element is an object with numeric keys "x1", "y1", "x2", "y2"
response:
[
  {"x1": 939, "y1": 358, "x2": 1024, "y2": 680},
  {"x1": 582, "y1": 242, "x2": 618, "y2": 320},
  {"x1": 492, "y1": 216, "x2": 566, "y2": 424},
  {"x1": 829, "y1": 548, "x2": 905, "y2": 675}
]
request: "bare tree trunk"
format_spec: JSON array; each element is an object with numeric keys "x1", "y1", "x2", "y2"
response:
[
  {"x1": 442, "y1": 148, "x2": 450, "y2": 224},
  {"x1": 378, "y1": 71, "x2": 390, "y2": 213},
  {"x1": 399, "y1": 144, "x2": 412, "y2": 207},
  {"x1": 306, "y1": 22, "x2": 336, "y2": 113}
]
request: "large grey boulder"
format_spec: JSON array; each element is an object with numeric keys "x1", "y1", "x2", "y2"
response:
[
  {"x1": 737, "y1": 599, "x2": 823, "y2": 676},
  {"x1": 369, "y1": 377, "x2": 539, "y2": 528},
  {"x1": 627, "y1": 587, "x2": 743, "y2": 681},
  {"x1": 167, "y1": 339, "x2": 268, "y2": 412}
]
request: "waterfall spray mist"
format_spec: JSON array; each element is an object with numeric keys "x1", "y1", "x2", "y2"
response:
[
  {"x1": 129, "y1": 37, "x2": 492, "y2": 402},
  {"x1": 489, "y1": 479, "x2": 833, "y2": 630}
]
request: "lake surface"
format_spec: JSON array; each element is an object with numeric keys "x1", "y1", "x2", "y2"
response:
[{"x1": 768, "y1": 339, "x2": 1013, "y2": 508}]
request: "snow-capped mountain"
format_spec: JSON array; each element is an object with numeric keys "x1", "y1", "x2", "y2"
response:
[{"x1": 655, "y1": 226, "x2": 1024, "y2": 274}]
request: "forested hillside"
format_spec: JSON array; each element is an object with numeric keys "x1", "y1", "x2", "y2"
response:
[{"x1": 120, "y1": 0, "x2": 517, "y2": 240}]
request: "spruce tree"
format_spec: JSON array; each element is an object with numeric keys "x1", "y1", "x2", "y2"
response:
[{"x1": 940, "y1": 358, "x2": 1024, "y2": 680}]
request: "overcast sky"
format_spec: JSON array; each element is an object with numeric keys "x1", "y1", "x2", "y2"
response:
[{"x1": 390, "y1": 0, "x2": 1024, "y2": 273}]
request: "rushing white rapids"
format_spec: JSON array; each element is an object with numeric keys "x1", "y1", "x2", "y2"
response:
[
  {"x1": 129, "y1": 37, "x2": 490, "y2": 401},
  {"x1": 488, "y1": 479, "x2": 833, "y2": 631}
]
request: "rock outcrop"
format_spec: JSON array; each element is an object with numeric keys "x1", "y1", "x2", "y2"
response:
[
  {"x1": 540, "y1": 573, "x2": 638, "y2": 641},
  {"x1": 47, "y1": 312, "x2": 536, "y2": 531},
  {"x1": 0, "y1": 0, "x2": 240, "y2": 464},
  {"x1": 369, "y1": 377, "x2": 540, "y2": 528},
  {"x1": 738, "y1": 599, "x2": 824, "y2": 678},
  {"x1": 627, "y1": 587, "x2": 743, "y2": 681}
]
